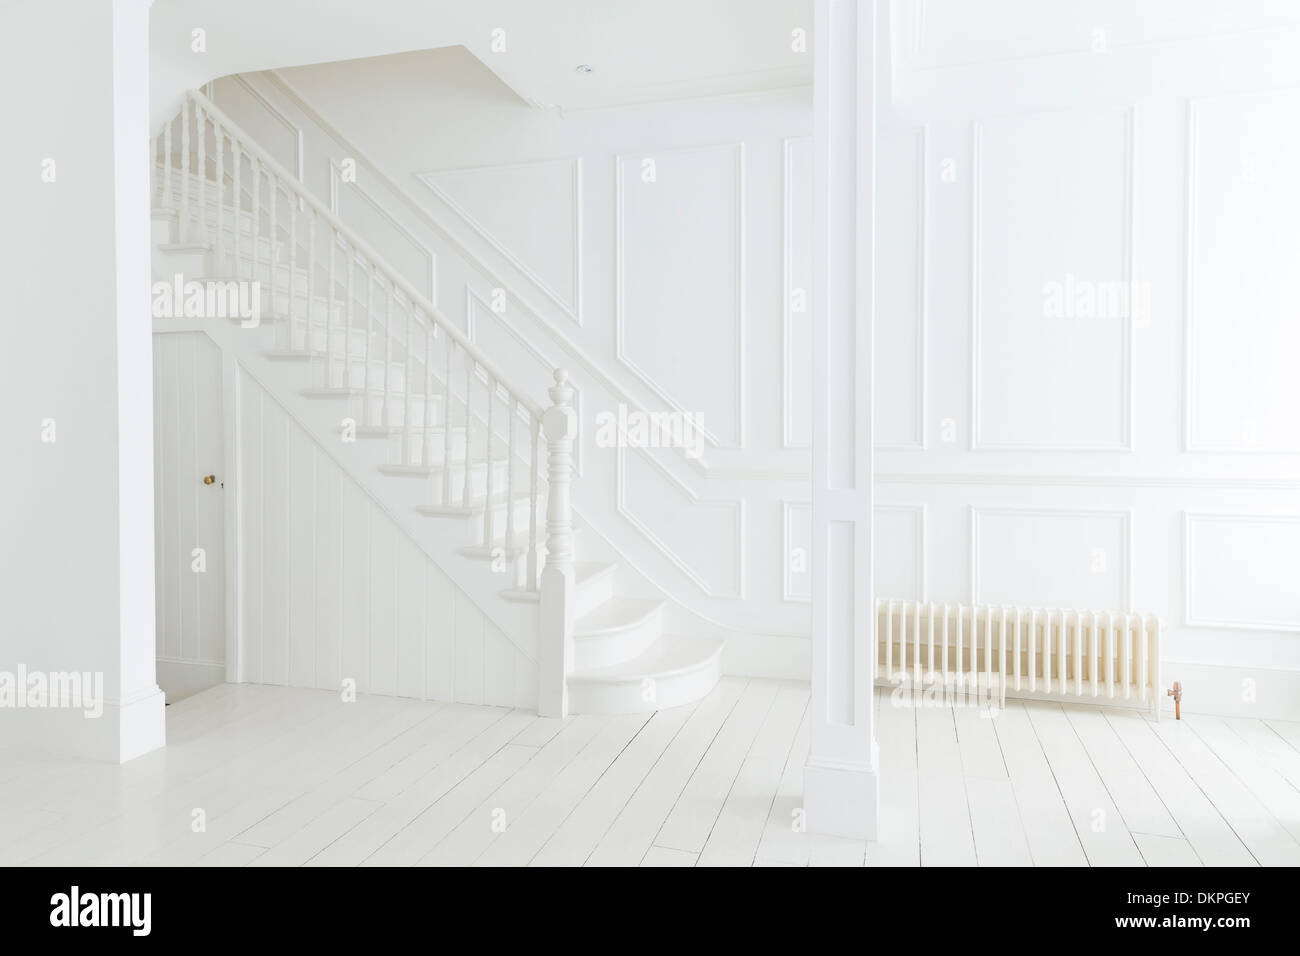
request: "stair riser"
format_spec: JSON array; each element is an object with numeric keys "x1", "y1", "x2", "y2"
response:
[
  {"x1": 575, "y1": 570, "x2": 616, "y2": 619},
  {"x1": 314, "y1": 358, "x2": 406, "y2": 393},
  {"x1": 574, "y1": 605, "x2": 663, "y2": 671},
  {"x1": 568, "y1": 653, "x2": 723, "y2": 715}
]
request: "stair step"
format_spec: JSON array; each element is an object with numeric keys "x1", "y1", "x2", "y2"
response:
[
  {"x1": 568, "y1": 635, "x2": 725, "y2": 714},
  {"x1": 574, "y1": 597, "x2": 664, "y2": 670},
  {"x1": 575, "y1": 562, "x2": 618, "y2": 618}
]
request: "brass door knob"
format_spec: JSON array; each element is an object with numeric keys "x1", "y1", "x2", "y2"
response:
[{"x1": 203, "y1": 475, "x2": 217, "y2": 485}]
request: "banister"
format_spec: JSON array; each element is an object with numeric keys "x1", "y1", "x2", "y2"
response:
[{"x1": 184, "y1": 86, "x2": 544, "y2": 420}]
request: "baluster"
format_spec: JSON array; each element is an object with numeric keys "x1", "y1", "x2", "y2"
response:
[
  {"x1": 305, "y1": 211, "x2": 316, "y2": 354},
  {"x1": 269, "y1": 172, "x2": 278, "y2": 280},
  {"x1": 344, "y1": 242, "x2": 355, "y2": 389},
  {"x1": 251, "y1": 155, "x2": 261, "y2": 281},
  {"x1": 482, "y1": 376, "x2": 496, "y2": 547},
  {"x1": 441, "y1": 336, "x2": 455, "y2": 504},
  {"x1": 214, "y1": 120, "x2": 225, "y2": 268},
  {"x1": 402, "y1": 298, "x2": 414, "y2": 464},
  {"x1": 505, "y1": 396, "x2": 518, "y2": 563},
  {"x1": 461, "y1": 351, "x2": 474, "y2": 507},
  {"x1": 180, "y1": 99, "x2": 190, "y2": 241},
  {"x1": 382, "y1": 284, "x2": 393, "y2": 427},
  {"x1": 287, "y1": 192, "x2": 297, "y2": 351},
  {"x1": 163, "y1": 115, "x2": 173, "y2": 210},
  {"x1": 422, "y1": 322, "x2": 434, "y2": 468},
  {"x1": 197, "y1": 104, "x2": 207, "y2": 240},
  {"x1": 231, "y1": 140, "x2": 241, "y2": 275},
  {"x1": 526, "y1": 414, "x2": 540, "y2": 591},
  {"x1": 538, "y1": 369, "x2": 577, "y2": 718},
  {"x1": 363, "y1": 266, "x2": 374, "y2": 425},
  {"x1": 326, "y1": 227, "x2": 336, "y2": 383}
]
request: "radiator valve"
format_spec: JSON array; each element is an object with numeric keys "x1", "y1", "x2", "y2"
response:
[{"x1": 1167, "y1": 681, "x2": 1183, "y2": 720}]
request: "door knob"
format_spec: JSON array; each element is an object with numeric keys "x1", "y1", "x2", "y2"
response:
[{"x1": 203, "y1": 475, "x2": 217, "y2": 485}]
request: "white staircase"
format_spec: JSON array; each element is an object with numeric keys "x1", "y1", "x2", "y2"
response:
[{"x1": 151, "y1": 89, "x2": 722, "y2": 715}]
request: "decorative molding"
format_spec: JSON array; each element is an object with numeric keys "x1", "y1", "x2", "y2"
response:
[
  {"x1": 875, "y1": 503, "x2": 928, "y2": 602},
  {"x1": 615, "y1": 142, "x2": 746, "y2": 450},
  {"x1": 228, "y1": 74, "x2": 304, "y2": 187},
  {"x1": 970, "y1": 105, "x2": 1136, "y2": 452},
  {"x1": 875, "y1": 471, "x2": 1300, "y2": 490},
  {"x1": 781, "y1": 499, "x2": 812, "y2": 604},
  {"x1": 329, "y1": 160, "x2": 437, "y2": 304},
  {"x1": 466, "y1": 288, "x2": 582, "y2": 476},
  {"x1": 781, "y1": 501, "x2": 928, "y2": 604},
  {"x1": 616, "y1": 446, "x2": 745, "y2": 599},
  {"x1": 876, "y1": 125, "x2": 928, "y2": 452},
  {"x1": 1183, "y1": 511, "x2": 1300, "y2": 630},
  {"x1": 782, "y1": 136, "x2": 812, "y2": 450},
  {"x1": 969, "y1": 505, "x2": 1134, "y2": 610},
  {"x1": 415, "y1": 157, "x2": 583, "y2": 326},
  {"x1": 1183, "y1": 92, "x2": 1300, "y2": 454},
  {"x1": 260, "y1": 70, "x2": 756, "y2": 480}
]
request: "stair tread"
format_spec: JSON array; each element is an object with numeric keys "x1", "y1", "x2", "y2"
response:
[
  {"x1": 575, "y1": 562, "x2": 617, "y2": 588},
  {"x1": 569, "y1": 634, "x2": 724, "y2": 683},
  {"x1": 575, "y1": 597, "x2": 663, "y2": 637}
]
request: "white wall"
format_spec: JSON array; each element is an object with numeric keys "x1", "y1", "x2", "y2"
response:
[
  {"x1": 857, "y1": 2, "x2": 1300, "y2": 717},
  {"x1": 0, "y1": 0, "x2": 164, "y2": 760},
  {"x1": 201, "y1": 6, "x2": 1300, "y2": 716},
  {"x1": 213, "y1": 51, "x2": 816, "y2": 675},
  {"x1": 235, "y1": 370, "x2": 537, "y2": 708}
]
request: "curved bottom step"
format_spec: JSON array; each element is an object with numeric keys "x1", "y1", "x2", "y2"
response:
[{"x1": 567, "y1": 635, "x2": 724, "y2": 715}]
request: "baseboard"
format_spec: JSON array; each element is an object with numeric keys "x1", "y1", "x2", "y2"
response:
[
  {"x1": 157, "y1": 657, "x2": 225, "y2": 703},
  {"x1": 1158, "y1": 660, "x2": 1300, "y2": 722},
  {"x1": 0, "y1": 685, "x2": 165, "y2": 763},
  {"x1": 721, "y1": 632, "x2": 810, "y2": 680}
]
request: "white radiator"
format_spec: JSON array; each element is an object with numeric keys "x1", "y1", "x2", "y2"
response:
[{"x1": 875, "y1": 600, "x2": 1162, "y2": 718}]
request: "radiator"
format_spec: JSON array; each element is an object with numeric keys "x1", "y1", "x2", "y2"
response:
[{"x1": 875, "y1": 600, "x2": 1162, "y2": 718}]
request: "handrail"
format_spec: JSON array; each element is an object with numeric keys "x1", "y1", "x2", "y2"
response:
[{"x1": 185, "y1": 87, "x2": 544, "y2": 419}]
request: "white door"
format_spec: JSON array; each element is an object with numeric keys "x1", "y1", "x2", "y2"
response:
[{"x1": 153, "y1": 332, "x2": 226, "y2": 701}]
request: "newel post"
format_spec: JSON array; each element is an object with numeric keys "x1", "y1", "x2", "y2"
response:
[{"x1": 538, "y1": 368, "x2": 577, "y2": 717}]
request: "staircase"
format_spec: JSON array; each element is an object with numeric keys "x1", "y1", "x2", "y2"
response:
[{"x1": 151, "y1": 88, "x2": 722, "y2": 716}]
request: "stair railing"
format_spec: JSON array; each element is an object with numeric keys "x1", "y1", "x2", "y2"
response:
[{"x1": 153, "y1": 89, "x2": 577, "y2": 712}]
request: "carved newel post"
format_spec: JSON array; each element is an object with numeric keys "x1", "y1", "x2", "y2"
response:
[{"x1": 538, "y1": 368, "x2": 577, "y2": 717}]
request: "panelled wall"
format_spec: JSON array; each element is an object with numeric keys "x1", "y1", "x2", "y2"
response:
[
  {"x1": 856, "y1": 7, "x2": 1300, "y2": 716},
  {"x1": 234, "y1": 369, "x2": 537, "y2": 708},
  {"x1": 205, "y1": 15, "x2": 1300, "y2": 712},
  {"x1": 216, "y1": 53, "x2": 819, "y2": 674}
]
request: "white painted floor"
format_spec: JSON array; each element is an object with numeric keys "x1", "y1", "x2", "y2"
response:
[{"x1": 2, "y1": 678, "x2": 1298, "y2": 866}]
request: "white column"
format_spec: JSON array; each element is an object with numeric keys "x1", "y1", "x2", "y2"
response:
[
  {"x1": 804, "y1": 0, "x2": 880, "y2": 839},
  {"x1": 0, "y1": 0, "x2": 164, "y2": 762}
]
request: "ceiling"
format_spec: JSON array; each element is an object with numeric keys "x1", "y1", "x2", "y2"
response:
[{"x1": 150, "y1": 0, "x2": 813, "y2": 124}]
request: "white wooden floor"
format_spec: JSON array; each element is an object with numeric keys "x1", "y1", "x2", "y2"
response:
[{"x1": 2, "y1": 678, "x2": 1298, "y2": 866}]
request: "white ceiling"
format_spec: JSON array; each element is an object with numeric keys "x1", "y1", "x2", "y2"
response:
[{"x1": 150, "y1": 0, "x2": 813, "y2": 124}]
